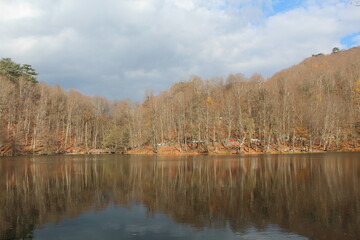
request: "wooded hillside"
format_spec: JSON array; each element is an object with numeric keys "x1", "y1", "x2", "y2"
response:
[{"x1": 1, "y1": 47, "x2": 359, "y2": 156}]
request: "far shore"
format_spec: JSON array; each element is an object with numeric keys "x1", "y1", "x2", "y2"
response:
[
  {"x1": 1, "y1": 142, "x2": 359, "y2": 157},
  {"x1": 29, "y1": 146, "x2": 360, "y2": 156}
]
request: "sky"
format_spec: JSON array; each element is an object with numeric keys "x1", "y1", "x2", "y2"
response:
[{"x1": 1, "y1": 0, "x2": 360, "y2": 101}]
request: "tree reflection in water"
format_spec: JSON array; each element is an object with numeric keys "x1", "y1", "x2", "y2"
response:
[{"x1": 0, "y1": 153, "x2": 359, "y2": 240}]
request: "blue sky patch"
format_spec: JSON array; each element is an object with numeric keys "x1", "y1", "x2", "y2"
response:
[
  {"x1": 341, "y1": 32, "x2": 360, "y2": 48},
  {"x1": 267, "y1": 0, "x2": 305, "y2": 16}
]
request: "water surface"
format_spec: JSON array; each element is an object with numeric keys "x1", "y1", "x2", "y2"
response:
[{"x1": 0, "y1": 153, "x2": 359, "y2": 240}]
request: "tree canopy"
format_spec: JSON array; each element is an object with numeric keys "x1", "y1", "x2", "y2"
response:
[
  {"x1": 0, "y1": 47, "x2": 360, "y2": 156},
  {"x1": 332, "y1": 47, "x2": 340, "y2": 54},
  {"x1": 0, "y1": 58, "x2": 38, "y2": 83}
]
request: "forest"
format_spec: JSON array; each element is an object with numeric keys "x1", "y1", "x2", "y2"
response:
[{"x1": 0, "y1": 47, "x2": 359, "y2": 156}]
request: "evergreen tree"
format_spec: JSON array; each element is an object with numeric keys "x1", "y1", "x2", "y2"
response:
[{"x1": 0, "y1": 58, "x2": 38, "y2": 83}]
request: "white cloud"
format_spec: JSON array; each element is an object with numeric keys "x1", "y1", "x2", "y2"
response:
[
  {"x1": 0, "y1": 0, "x2": 359, "y2": 100},
  {"x1": 125, "y1": 69, "x2": 161, "y2": 79},
  {"x1": 0, "y1": 1, "x2": 42, "y2": 21}
]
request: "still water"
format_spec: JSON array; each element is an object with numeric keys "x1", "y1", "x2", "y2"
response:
[{"x1": 0, "y1": 153, "x2": 359, "y2": 240}]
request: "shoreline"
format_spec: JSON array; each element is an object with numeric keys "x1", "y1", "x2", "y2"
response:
[
  {"x1": 1, "y1": 141, "x2": 359, "y2": 157},
  {"x1": 2, "y1": 148, "x2": 359, "y2": 158}
]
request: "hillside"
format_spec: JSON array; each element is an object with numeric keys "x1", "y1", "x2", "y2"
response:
[
  {"x1": 267, "y1": 46, "x2": 360, "y2": 148},
  {"x1": 0, "y1": 47, "x2": 360, "y2": 156}
]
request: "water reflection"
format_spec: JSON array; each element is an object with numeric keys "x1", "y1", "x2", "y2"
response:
[{"x1": 0, "y1": 153, "x2": 359, "y2": 240}]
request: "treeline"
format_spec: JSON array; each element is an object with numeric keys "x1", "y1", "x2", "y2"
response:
[{"x1": 0, "y1": 47, "x2": 360, "y2": 155}]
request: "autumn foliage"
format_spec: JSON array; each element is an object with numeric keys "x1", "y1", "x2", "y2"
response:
[{"x1": 0, "y1": 47, "x2": 360, "y2": 155}]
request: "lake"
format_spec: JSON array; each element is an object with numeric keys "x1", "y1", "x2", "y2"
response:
[{"x1": 0, "y1": 153, "x2": 359, "y2": 240}]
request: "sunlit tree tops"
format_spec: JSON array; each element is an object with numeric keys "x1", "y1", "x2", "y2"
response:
[{"x1": 0, "y1": 58, "x2": 38, "y2": 83}]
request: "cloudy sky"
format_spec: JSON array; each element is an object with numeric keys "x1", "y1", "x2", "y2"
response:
[{"x1": 1, "y1": 0, "x2": 359, "y2": 101}]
